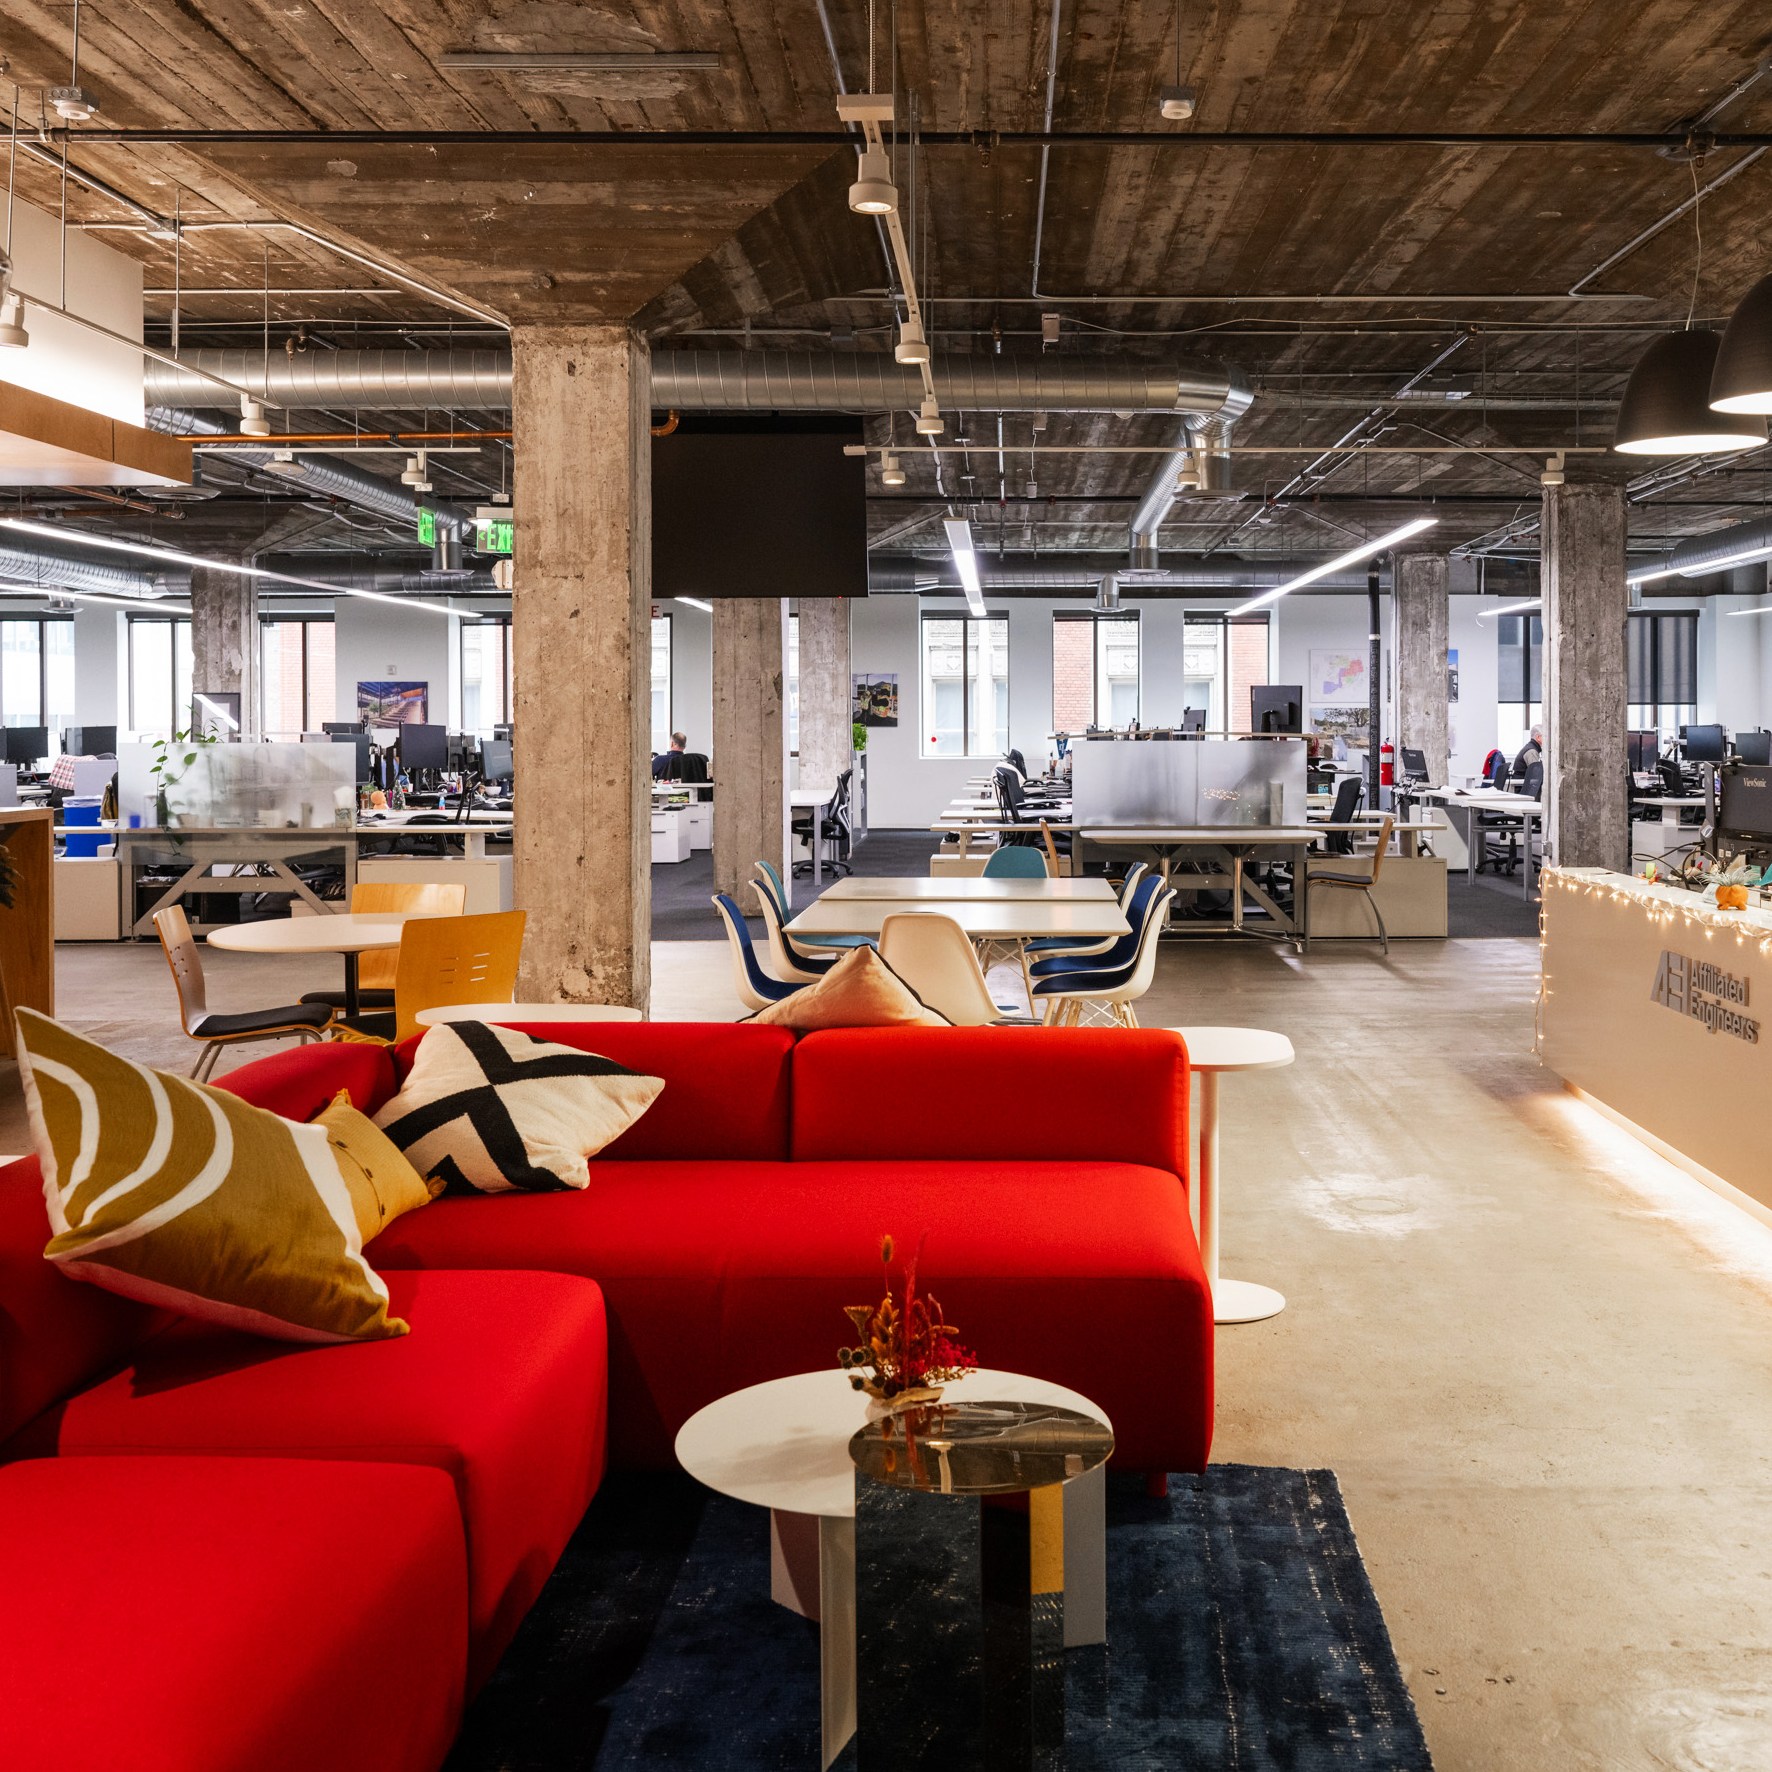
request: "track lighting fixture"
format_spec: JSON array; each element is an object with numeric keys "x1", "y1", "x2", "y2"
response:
[
  {"x1": 847, "y1": 146, "x2": 898, "y2": 215},
  {"x1": 1158, "y1": 86, "x2": 1197, "y2": 121},
  {"x1": 238, "y1": 394, "x2": 270, "y2": 438},
  {"x1": 47, "y1": 87, "x2": 97, "y2": 121},
  {"x1": 894, "y1": 318, "x2": 929, "y2": 365},
  {"x1": 0, "y1": 255, "x2": 26, "y2": 350},
  {"x1": 914, "y1": 396, "x2": 944, "y2": 436},
  {"x1": 1612, "y1": 331, "x2": 1765, "y2": 455},
  {"x1": 879, "y1": 452, "x2": 906, "y2": 487},
  {"x1": 400, "y1": 450, "x2": 432, "y2": 492}
]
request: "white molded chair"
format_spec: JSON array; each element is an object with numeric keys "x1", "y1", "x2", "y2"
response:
[
  {"x1": 878, "y1": 912, "x2": 1032, "y2": 1027},
  {"x1": 1032, "y1": 885, "x2": 1176, "y2": 1028}
]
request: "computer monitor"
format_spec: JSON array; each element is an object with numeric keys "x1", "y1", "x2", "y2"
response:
[
  {"x1": 396, "y1": 722, "x2": 449, "y2": 775},
  {"x1": 63, "y1": 725, "x2": 118, "y2": 757},
  {"x1": 299, "y1": 732, "x2": 331, "y2": 744},
  {"x1": 1681, "y1": 723, "x2": 1727, "y2": 763},
  {"x1": 1249, "y1": 686, "x2": 1303, "y2": 736},
  {"x1": 480, "y1": 737, "x2": 513, "y2": 787},
  {"x1": 1720, "y1": 763, "x2": 1772, "y2": 839},
  {"x1": 4, "y1": 726, "x2": 49, "y2": 769},
  {"x1": 1627, "y1": 729, "x2": 1659, "y2": 773},
  {"x1": 322, "y1": 721, "x2": 359, "y2": 736},
  {"x1": 1180, "y1": 707, "x2": 1206, "y2": 733},
  {"x1": 1734, "y1": 730, "x2": 1772, "y2": 766},
  {"x1": 492, "y1": 724, "x2": 513, "y2": 742},
  {"x1": 1400, "y1": 746, "x2": 1429, "y2": 782},
  {"x1": 330, "y1": 732, "x2": 375, "y2": 781}
]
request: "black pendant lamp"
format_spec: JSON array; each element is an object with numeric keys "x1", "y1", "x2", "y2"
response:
[
  {"x1": 1612, "y1": 329, "x2": 1766, "y2": 455},
  {"x1": 1710, "y1": 273, "x2": 1772, "y2": 414}
]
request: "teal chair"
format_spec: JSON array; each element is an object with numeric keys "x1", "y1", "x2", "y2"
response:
[
  {"x1": 751, "y1": 859, "x2": 873, "y2": 953},
  {"x1": 982, "y1": 846, "x2": 1049, "y2": 879}
]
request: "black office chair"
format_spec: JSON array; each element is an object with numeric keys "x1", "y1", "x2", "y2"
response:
[
  {"x1": 793, "y1": 769, "x2": 853, "y2": 877},
  {"x1": 1482, "y1": 760, "x2": 1544, "y2": 876},
  {"x1": 994, "y1": 768, "x2": 1071, "y2": 859},
  {"x1": 1320, "y1": 775, "x2": 1364, "y2": 856},
  {"x1": 1006, "y1": 748, "x2": 1029, "y2": 777}
]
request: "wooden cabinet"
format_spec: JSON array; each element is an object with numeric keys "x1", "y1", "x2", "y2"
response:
[{"x1": 0, "y1": 808, "x2": 55, "y2": 1054}]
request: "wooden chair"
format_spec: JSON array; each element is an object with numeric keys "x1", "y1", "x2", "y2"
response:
[
  {"x1": 1306, "y1": 814, "x2": 1395, "y2": 953},
  {"x1": 339, "y1": 911, "x2": 527, "y2": 1043},
  {"x1": 153, "y1": 905, "x2": 333, "y2": 1082},
  {"x1": 300, "y1": 881, "x2": 468, "y2": 1012}
]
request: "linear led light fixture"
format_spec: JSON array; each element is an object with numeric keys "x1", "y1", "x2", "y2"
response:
[
  {"x1": 1475, "y1": 597, "x2": 1543, "y2": 622},
  {"x1": 437, "y1": 52, "x2": 720, "y2": 71},
  {"x1": 0, "y1": 518, "x2": 458, "y2": 618},
  {"x1": 1226, "y1": 517, "x2": 1439, "y2": 617},
  {"x1": 1725, "y1": 603, "x2": 1772, "y2": 619},
  {"x1": 676, "y1": 596, "x2": 714, "y2": 612},
  {"x1": 943, "y1": 517, "x2": 987, "y2": 618},
  {"x1": 0, "y1": 577, "x2": 192, "y2": 615},
  {"x1": 1629, "y1": 541, "x2": 1772, "y2": 587}
]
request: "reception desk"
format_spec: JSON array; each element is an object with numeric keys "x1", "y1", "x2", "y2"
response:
[{"x1": 1539, "y1": 866, "x2": 1772, "y2": 1214}]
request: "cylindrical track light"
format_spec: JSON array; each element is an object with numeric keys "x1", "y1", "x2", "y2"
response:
[
  {"x1": 880, "y1": 451, "x2": 906, "y2": 487},
  {"x1": 914, "y1": 395, "x2": 943, "y2": 436},
  {"x1": 894, "y1": 319, "x2": 930, "y2": 365},
  {"x1": 847, "y1": 147, "x2": 898, "y2": 215}
]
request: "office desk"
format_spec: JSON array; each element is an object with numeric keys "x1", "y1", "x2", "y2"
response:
[
  {"x1": 358, "y1": 810, "x2": 512, "y2": 861},
  {"x1": 1423, "y1": 790, "x2": 1543, "y2": 894},
  {"x1": 821, "y1": 876, "x2": 1116, "y2": 904},
  {"x1": 791, "y1": 784, "x2": 839, "y2": 886},
  {"x1": 787, "y1": 896, "x2": 1127, "y2": 943},
  {"x1": 116, "y1": 826, "x2": 357, "y2": 939}
]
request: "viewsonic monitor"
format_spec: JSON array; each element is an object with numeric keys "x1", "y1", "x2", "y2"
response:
[
  {"x1": 1720, "y1": 763, "x2": 1772, "y2": 840},
  {"x1": 1250, "y1": 686, "x2": 1304, "y2": 736}
]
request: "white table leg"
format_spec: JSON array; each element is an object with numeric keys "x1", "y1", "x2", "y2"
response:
[
  {"x1": 1196, "y1": 1069, "x2": 1286, "y2": 1326},
  {"x1": 771, "y1": 1510, "x2": 855, "y2": 1769}
]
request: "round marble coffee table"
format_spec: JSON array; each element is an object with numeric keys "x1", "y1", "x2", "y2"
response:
[
  {"x1": 1168, "y1": 1025, "x2": 1296, "y2": 1325},
  {"x1": 676, "y1": 1368, "x2": 1111, "y2": 1770}
]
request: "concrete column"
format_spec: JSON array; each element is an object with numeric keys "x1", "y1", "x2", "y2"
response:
[
  {"x1": 510, "y1": 324, "x2": 652, "y2": 1011},
  {"x1": 1395, "y1": 552, "x2": 1451, "y2": 785},
  {"x1": 711, "y1": 598, "x2": 788, "y2": 901},
  {"x1": 189, "y1": 564, "x2": 256, "y2": 737},
  {"x1": 1542, "y1": 482, "x2": 1628, "y2": 870},
  {"x1": 795, "y1": 598, "x2": 852, "y2": 795}
]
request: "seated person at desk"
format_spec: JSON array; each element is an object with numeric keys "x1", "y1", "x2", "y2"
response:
[
  {"x1": 652, "y1": 731, "x2": 688, "y2": 779},
  {"x1": 1508, "y1": 725, "x2": 1543, "y2": 786}
]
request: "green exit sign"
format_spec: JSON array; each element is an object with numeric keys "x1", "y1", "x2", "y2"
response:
[
  {"x1": 416, "y1": 507, "x2": 437, "y2": 545},
  {"x1": 474, "y1": 518, "x2": 514, "y2": 556}
]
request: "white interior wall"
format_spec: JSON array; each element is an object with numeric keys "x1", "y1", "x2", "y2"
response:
[
  {"x1": 331, "y1": 596, "x2": 458, "y2": 728},
  {"x1": 666, "y1": 599, "x2": 712, "y2": 754}
]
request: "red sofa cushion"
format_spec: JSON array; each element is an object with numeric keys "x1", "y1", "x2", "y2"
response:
[
  {"x1": 0, "y1": 1454, "x2": 467, "y2": 1772},
  {"x1": 371, "y1": 1160, "x2": 1212, "y2": 1474},
  {"x1": 790, "y1": 1028, "x2": 1191, "y2": 1181},
  {"x1": 5, "y1": 1269, "x2": 607, "y2": 1690},
  {"x1": 213, "y1": 1036, "x2": 398, "y2": 1122}
]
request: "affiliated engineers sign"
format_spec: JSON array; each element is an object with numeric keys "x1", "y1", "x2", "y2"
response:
[{"x1": 1650, "y1": 950, "x2": 1760, "y2": 1043}]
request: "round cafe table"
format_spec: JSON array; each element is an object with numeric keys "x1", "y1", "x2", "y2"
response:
[
  {"x1": 1168, "y1": 1025, "x2": 1296, "y2": 1325},
  {"x1": 204, "y1": 912, "x2": 420, "y2": 1018}
]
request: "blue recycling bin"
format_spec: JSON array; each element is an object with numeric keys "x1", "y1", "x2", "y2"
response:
[{"x1": 61, "y1": 797, "x2": 108, "y2": 859}]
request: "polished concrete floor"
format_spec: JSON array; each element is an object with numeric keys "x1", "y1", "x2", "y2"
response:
[{"x1": 10, "y1": 930, "x2": 1772, "y2": 1771}]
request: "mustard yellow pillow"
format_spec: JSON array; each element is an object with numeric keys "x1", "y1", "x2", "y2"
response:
[
  {"x1": 310, "y1": 1090, "x2": 441, "y2": 1246},
  {"x1": 747, "y1": 945, "x2": 952, "y2": 1030},
  {"x1": 17, "y1": 1011, "x2": 409, "y2": 1343}
]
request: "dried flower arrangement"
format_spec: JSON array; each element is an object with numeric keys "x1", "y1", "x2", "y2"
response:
[{"x1": 839, "y1": 1233, "x2": 977, "y2": 1409}]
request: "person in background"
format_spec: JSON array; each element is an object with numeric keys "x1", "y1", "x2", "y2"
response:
[
  {"x1": 652, "y1": 731, "x2": 688, "y2": 780},
  {"x1": 1510, "y1": 724, "x2": 1544, "y2": 783}
]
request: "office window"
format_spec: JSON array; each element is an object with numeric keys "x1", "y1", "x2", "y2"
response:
[
  {"x1": 1181, "y1": 614, "x2": 1269, "y2": 731},
  {"x1": 260, "y1": 617, "x2": 335, "y2": 737},
  {"x1": 1052, "y1": 613, "x2": 1139, "y2": 730},
  {"x1": 461, "y1": 617, "x2": 513, "y2": 735},
  {"x1": 651, "y1": 613, "x2": 672, "y2": 753},
  {"x1": 128, "y1": 616, "x2": 193, "y2": 738},
  {"x1": 1495, "y1": 614, "x2": 1544, "y2": 759},
  {"x1": 0, "y1": 617, "x2": 74, "y2": 732},
  {"x1": 1628, "y1": 611, "x2": 1698, "y2": 739},
  {"x1": 920, "y1": 613, "x2": 1009, "y2": 757}
]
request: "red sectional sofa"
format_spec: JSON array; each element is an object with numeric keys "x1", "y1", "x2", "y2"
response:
[{"x1": 0, "y1": 1023, "x2": 1207, "y2": 1771}]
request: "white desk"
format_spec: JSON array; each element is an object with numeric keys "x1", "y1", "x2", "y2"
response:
[
  {"x1": 791, "y1": 784, "x2": 839, "y2": 887},
  {"x1": 675, "y1": 1368, "x2": 1110, "y2": 1771},
  {"x1": 206, "y1": 910, "x2": 420, "y2": 1017},
  {"x1": 1423, "y1": 789, "x2": 1543, "y2": 894},
  {"x1": 786, "y1": 896, "x2": 1128, "y2": 942},
  {"x1": 1169, "y1": 1026, "x2": 1295, "y2": 1324},
  {"x1": 820, "y1": 875, "x2": 1116, "y2": 904}
]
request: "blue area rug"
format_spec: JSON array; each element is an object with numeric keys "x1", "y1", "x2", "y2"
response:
[{"x1": 450, "y1": 1465, "x2": 1433, "y2": 1770}]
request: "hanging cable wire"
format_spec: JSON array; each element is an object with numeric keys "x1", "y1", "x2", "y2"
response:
[{"x1": 1685, "y1": 149, "x2": 1703, "y2": 331}]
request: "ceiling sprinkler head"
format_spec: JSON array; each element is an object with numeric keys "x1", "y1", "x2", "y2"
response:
[
  {"x1": 237, "y1": 394, "x2": 270, "y2": 438},
  {"x1": 47, "y1": 87, "x2": 98, "y2": 121}
]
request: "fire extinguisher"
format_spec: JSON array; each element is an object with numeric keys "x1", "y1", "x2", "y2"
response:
[{"x1": 1380, "y1": 741, "x2": 1395, "y2": 787}]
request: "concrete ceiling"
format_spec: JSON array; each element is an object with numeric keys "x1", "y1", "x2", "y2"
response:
[{"x1": 0, "y1": 0, "x2": 1770, "y2": 574}]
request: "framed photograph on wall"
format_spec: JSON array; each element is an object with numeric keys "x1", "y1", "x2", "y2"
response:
[
  {"x1": 1309, "y1": 650, "x2": 1369, "y2": 703},
  {"x1": 852, "y1": 673, "x2": 899, "y2": 728},
  {"x1": 357, "y1": 681, "x2": 429, "y2": 727}
]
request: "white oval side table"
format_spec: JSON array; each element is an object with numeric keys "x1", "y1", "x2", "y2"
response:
[{"x1": 1168, "y1": 1025, "x2": 1296, "y2": 1325}]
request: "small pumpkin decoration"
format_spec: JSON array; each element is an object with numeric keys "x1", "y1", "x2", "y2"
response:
[{"x1": 1716, "y1": 883, "x2": 1751, "y2": 911}]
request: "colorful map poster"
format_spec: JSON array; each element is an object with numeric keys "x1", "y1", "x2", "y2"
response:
[{"x1": 1309, "y1": 649, "x2": 1368, "y2": 703}]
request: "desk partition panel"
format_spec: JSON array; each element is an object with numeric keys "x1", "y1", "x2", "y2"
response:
[{"x1": 1070, "y1": 738, "x2": 1306, "y2": 828}]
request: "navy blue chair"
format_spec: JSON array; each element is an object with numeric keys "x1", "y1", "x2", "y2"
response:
[
  {"x1": 712, "y1": 893, "x2": 800, "y2": 1011},
  {"x1": 1030, "y1": 873, "x2": 1164, "y2": 981}
]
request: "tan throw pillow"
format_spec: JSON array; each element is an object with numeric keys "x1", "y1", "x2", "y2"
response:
[
  {"x1": 747, "y1": 945, "x2": 952, "y2": 1030},
  {"x1": 372, "y1": 1021, "x2": 664, "y2": 1193},
  {"x1": 17, "y1": 1011, "x2": 408, "y2": 1343},
  {"x1": 310, "y1": 1091, "x2": 442, "y2": 1246}
]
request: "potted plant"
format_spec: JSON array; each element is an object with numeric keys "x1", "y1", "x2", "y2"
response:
[{"x1": 149, "y1": 727, "x2": 218, "y2": 827}]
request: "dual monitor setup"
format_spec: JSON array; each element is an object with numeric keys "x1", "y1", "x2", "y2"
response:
[
  {"x1": 298, "y1": 722, "x2": 514, "y2": 794},
  {"x1": 1672, "y1": 724, "x2": 1772, "y2": 766}
]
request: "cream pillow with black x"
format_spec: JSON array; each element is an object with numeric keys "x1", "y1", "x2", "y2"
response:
[{"x1": 17, "y1": 1010, "x2": 410, "y2": 1343}]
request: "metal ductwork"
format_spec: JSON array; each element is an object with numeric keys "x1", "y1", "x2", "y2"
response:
[
  {"x1": 1128, "y1": 376, "x2": 1255, "y2": 569},
  {"x1": 145, "y1": 350, "x2": 1250, "y2": 418},
  {"x1": 870, "y1": 552, "x2": 1389, "y2": 593},
  {"x1": 0, "y1": 542, "x2": 165, "y2": 599},
  {"x1": 150, "y1": 407, "x2": 468, "y2": 533},
  {"x1": 263, "y1": 562, "x2": 499, "y2": 597},
  {"x1": 1656, "y1": 516, "x2": 1772, "y2": 580}
]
